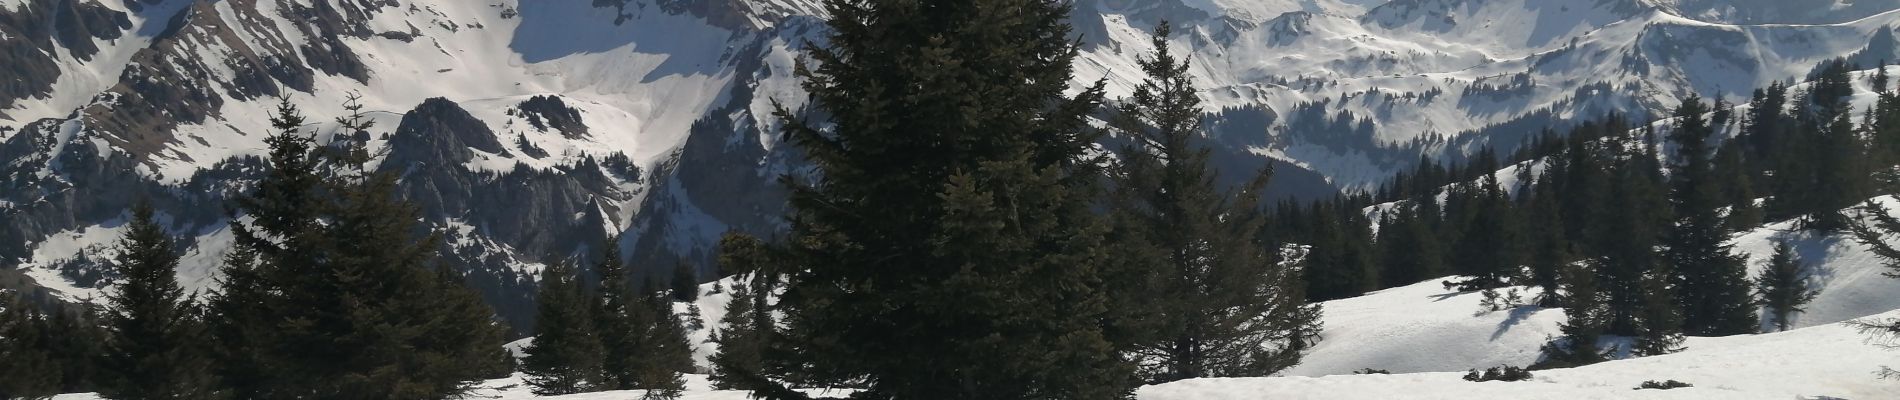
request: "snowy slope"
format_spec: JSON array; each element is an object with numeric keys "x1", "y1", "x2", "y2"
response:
[
  {"x1": 1283, "y1": 279, "x2": 1566, "y2": 377},
  {"x1": 1142, "y1": 311, "x2": 1900, "y2": 399},
  {"x1": 1275, "y1": 185, "x2": 1900, "y2": 377},
  {"x1": 1154, "y1": 193, "x2": 1900, "y2": 398}
]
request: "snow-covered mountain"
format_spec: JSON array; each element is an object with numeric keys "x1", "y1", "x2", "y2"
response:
[{"x1": 4, "y1": 0, "x2": 1898, "y2": 330}]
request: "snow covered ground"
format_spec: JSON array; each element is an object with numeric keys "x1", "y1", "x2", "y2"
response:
[
  {"x1": 1284, "y1": 278, "x2": 1567, "y2": 377},
  {"x1": 1140, "y1": 309, "x2": 1900, "y2": 400},
  {"x1": 1144, "y1": 310, "x2": 1900, "y2": 399}
]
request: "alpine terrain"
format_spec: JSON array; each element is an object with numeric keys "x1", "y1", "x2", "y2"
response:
[{"x1": 4, "y1": 0, "x2": 1900, "y2": 399}]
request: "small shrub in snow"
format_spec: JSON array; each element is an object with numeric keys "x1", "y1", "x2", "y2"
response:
[
  {"x1": 1462, "y1": 365, "x2": 1533, "y2": 382},
  {"x1": 1477, "y1": 288, "x2": 1527, "y2": 313},
  {"x1": 1354, "y1": 368, "x2": 1391, "y2": 375},
  {"x1": 1635, "y1": 380, "x2": 1693, "y2": 390}
]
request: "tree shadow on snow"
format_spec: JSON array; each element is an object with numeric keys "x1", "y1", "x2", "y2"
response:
[
  {"x1": 1489, "y1": 305, "x2": 1542, "y2": 341},
  {"x1": 1772, "y1": 228, "x2": 1844, "y2": 286}
]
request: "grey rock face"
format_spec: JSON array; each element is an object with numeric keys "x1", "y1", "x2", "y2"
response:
[
  {"x1": 514, "y1": 95, "x2": 589, "y2": 138},
  {"x1": 0, "y1": 0, "x2": 130, "y2": 110}
]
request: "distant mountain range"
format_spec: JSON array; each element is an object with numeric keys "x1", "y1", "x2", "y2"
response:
[{"x1": 3, "y1": 0, "x2": 1895, "y2": 331}]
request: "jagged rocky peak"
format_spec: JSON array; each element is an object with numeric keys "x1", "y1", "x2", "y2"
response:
[
  {"x1": 58, "y1": 0, "x2": 388, "y2": 162},
  {"x1": 1264, "y1": 11, "x2": 1314, "y2": 45},
  {"x1": 388, "y1": 97, "x2": 504, "y2": 166}
]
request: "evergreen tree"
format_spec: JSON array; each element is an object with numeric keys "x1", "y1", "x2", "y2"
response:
[
  {"x1": 1559, "y1": 121, "x2": 1620, "y2": 256},
  {"x1": 1303, "y1": 201, "x2": 1378, "y2": 301},
  {"x1": 1743, "y1": 81, "x2": 1791, "y2": 168},
  {"x1": 207, "y1": 99, "x2": 323, "y2": 398},
  {"x1": 1524, "y1": 174, "x2": 1570, "y2": 308},
  {"x1": 1846, "y1": 201, "x2": 1900, "y2": 373},
  {"x1": 708, "y1": 284, "x2": 765, "y2": 390},
  {"x1": 1378, "y1": 202, "x2": 1445, "y2": 288},
  {"x1": 31, "y1": 306, "x2": 107, "y2": 394},
  {"x1": 1754, "y1": 241, "x2": 1820, "y2": 332},
  {"x1": 709, "y1": 232, "x2": 793, "y2": 388},
  {"x1": 1539, "y1": 262, "x2": 1610, "y2": 368},
  {"x1": 1713, "y1": 141, "x2": 1762, "y2": 233},
  {"x1": 204, "y1": 246, "x2": 272, "y2": 398},
  {"x1": 99, "y1": 202, "x2": 221, "y2": 399},
  {"x1": 671, "y1": 262, "x2": 699, "y2": 302},
  {"x1": 1870, "y1": 64, "x2": 1900, "y2": 170},
  {"x1": 0, "y1": 294, "x2": 62, "y2": 399},
  {"x1": 760, "y1": 1, "x2": 1134, "y2": 398},
  {"x1": 1108, "y1": 22, "x2": 1320, "y2": 382},
  {"x1": 1632, "y1": 275, "x2": 1685, "y2": 356},
  {"x1": 592, "y1": 240, "x2": 643, "y2": 390},
  {"x1": 1446, "y1": 165, "x2": 1524, "y2": 292},
  {"x1": 1772, "y1": 62, "x2": 1871, "y2": 230},
  {"x1": 1664, "y1": 97, "x2": 1759, "y2": 336},
  {"x1": 522, "y1": 259, "x2": 605, "y2": 395},
  {"x1": 207, "y1": 99, "x2": 506, "y2": 398},
  {"x1": 419, "y1": 263, "x2": 515, "y2": 382},
  {"x1": 635, "y1": 290, "x2": 689, "y2": 400},
  {"x1": 1594, "y1": 134, "x2": 1682, "y2": 352}
]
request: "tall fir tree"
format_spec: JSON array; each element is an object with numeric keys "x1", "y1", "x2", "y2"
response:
[
  {"x1": 708, "y1": 232, "x2": 790, "y2": 387},
  {"x1": 591, "y1": 240, "x2": 643, "y2": 390},
  {"x1": 1108, "y1": 22, "x2": 1320, "y2": 383},
  {"x1": 708, "y1": 283, "x2": 766, "y2": 390},
  {"x1": 1743, "y1": 81, "x2": 1792, "y2": 172},
  {"x1": 1632, "y1": 275, "x2": 1686, "y2": 356},
  {"x1": 1446, "y1": 164, "x2": 1524, "y2": 292},
  {"x1": 207, "y1": 99, "x2": 323, "y2": 399},
  {"x1": 1754, "y1": 241, "x2": 1820, "y2": 332},
  {"x1": 1870, "y1": 63, "x2": 1900, "y2": 172},
  {"x1": 99, "y1": 202, "x2": 222, "y2": 400},
  {"x1": 1524, "y1": 173, "x2": 1570, "y2": 308},
  {"x1": 758, "y1": 1, "x2": 1134, "y2": 398},
  {"x1": 1377, "y1": 202, "x2": 1446, "y2": 288},
  {"x1": 1302, "y1": 201, "x2": 1378, "y2": 301},
  {"x1": 1663, "y1": 97, "x2": 1760, "y2": 336},
  {"x1": 1593, "y1": 134, "x2": 1683, "y2": 353},
  {"x1": 522, "y1": 259, "x2": 605, "y2": 395},
  {"x1": 635, "y1": 290, "x2": 689, "y2": 400},
  {"x1": 207, "y1": 99, "x2": 506, "y2": 399},
  {"x1": 1539, "y1": 262, "x2": 1610, "y2": 368}
]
